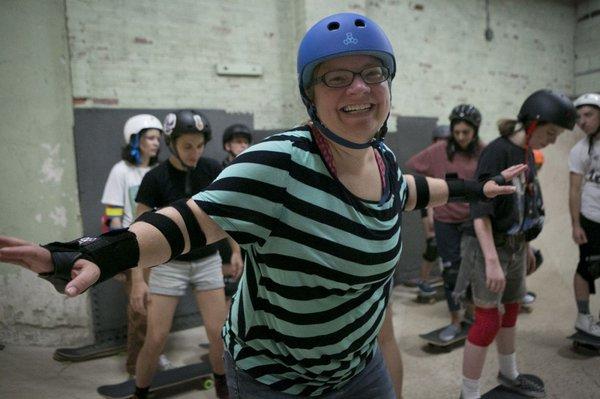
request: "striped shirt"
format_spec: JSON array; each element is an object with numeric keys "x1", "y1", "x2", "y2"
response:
[{"x1": 193, "y1": 126, "x2": 408, "y2": 396}]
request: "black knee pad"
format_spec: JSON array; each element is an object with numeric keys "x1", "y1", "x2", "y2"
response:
[
  {"x1": 442, "y1": 260, "x2": 460, "y2": 291},
  {"x1": 422, "y1": 237, "x2": 438, "y2": 262}
]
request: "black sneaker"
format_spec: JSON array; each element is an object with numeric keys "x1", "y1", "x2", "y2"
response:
[
  {"x1": 497, "y1": 372, "x2": 545, "y2": 398},
  {"x1": 214, "y1": 374, "x2": 229, "y2": 399}
]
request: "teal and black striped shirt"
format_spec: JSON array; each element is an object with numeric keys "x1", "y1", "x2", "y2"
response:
[{"x1": 193, "y1": 126, "x2": 408, "y2": 396}]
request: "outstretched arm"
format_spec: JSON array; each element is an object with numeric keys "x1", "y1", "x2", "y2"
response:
[
  {"x1": 403, "y1": 164, "x2": 527, "y2": 211},
  {"x1": 0, "y1": 199, "x2": 227, "y2": 297}
]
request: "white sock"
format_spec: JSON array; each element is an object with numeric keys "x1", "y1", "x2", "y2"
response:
[
  {"x1": 498, "y1": 352, "x2": 519, "y2": 380},
  {"x1": 461, "y1": 376, "x2": 480, "y2": 399}
]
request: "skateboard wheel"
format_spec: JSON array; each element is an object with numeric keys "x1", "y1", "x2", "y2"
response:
[{"x1": 201, "y1": 378, "x2": 214, "y2": 390}]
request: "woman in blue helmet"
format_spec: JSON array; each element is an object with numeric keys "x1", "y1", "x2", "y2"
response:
[{"x1": 0, "y1": 13, "x2": 524, "y2": 399}]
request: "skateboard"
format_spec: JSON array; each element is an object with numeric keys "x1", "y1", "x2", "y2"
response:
[
  {"x1": 482, "y1": 374, "x2": 545, "y2": 398},
  {"x1": 53, "y1": 341, "x2": 126, "y2": 362},
  {"x1": 97, "y1": 362, "x2": 214, "y2": 399},
  {"x1": 419, "y1": 321, "x2": 472, "y2": 350},
  {"x1": 567, "y1": 330, "x2": 600, "y2": 356}
]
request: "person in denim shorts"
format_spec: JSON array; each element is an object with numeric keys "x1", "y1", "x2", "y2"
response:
[
  {"x1": 455, "y1": 90, "x2": 576, "y2": 399},
  {"x1": 132, "y1": 110, "x2": 243, "y2": 399}
]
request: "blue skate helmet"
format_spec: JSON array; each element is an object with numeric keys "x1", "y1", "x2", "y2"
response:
[{"x1": 297, "y1": 13, "x2": 396, "y2": 149}]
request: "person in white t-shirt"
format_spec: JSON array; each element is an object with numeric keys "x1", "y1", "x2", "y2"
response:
[
  {"x1": 568, "y1": 92, "x2": 600, "y2": 337},
  {"x1": 100, "y1": 114, "x2": 168, "y2": 376}
]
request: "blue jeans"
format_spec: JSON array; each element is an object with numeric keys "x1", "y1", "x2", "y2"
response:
[{"x1": 223, "y1": 346, "x2": 395, "y2": 398}]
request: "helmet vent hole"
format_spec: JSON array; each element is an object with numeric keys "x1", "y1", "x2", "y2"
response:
[
  {"x1": 327, "y1": 22, "x2": 340, "y2": 31},
  {"x1": 354, "y1": 19, "x2": 365, "y2": 27}
]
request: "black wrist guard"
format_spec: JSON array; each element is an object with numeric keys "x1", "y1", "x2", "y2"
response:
[
  {"x1": 39, "y1": 229, "x2": 139, "y2": 293},
  {"x1": 446, "y1": 175, "x2": 506, "y2": 203}
]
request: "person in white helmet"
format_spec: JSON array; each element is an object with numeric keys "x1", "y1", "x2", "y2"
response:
[
  {"x1": 569, "y1": 92, "x2": 600, "y2": 337},
  {"x1": 99, "y1": 114, "x2": 171, "y2": 377}
]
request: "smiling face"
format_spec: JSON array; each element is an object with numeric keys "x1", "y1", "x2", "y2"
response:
[
  {"x1": 451, "y1": 121, "x2": 476, "y2": 150},
  {"x1": 528, "y1": 123, "x2": 564, "y2": 149},
  {"x1": 312, "y1": 55, "x2": 391, "y2": 144}
]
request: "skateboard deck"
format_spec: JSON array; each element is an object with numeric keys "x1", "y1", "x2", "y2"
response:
[
  {"x1": 420, "y1": 321, "x2": 471, "y2": 348},
  {"x1": 53, "y1": 342, "x2": 126, "y2": 362},
  {"x1": 97, "y1": 362, "x2": 214, "y2": 399},
  {"x1": 482, "y1": 374, "x2": 545, "y2": 398},
  {"x1": 568, "y1": 331, "x2": 600, "y2": 355}
]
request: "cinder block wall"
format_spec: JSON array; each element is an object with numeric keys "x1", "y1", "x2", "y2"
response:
[{"x1": 2, "y1": 0, "x2": 598, "y2": 345}]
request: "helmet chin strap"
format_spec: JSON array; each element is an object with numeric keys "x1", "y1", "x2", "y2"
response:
[
  {"x1": 168, "y1": 141, "x2": 195, "y2": 196},
  {"x1": 307, "y1": 104, "x2": 387, "y2": 149}
]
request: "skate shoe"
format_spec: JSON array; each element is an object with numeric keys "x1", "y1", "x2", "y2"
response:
[
  {"x1": 497, "y1": 373, "x2": 545, "y2": 398},
  {"x1": 575, "y1": 313, "x2": 600, "y2": 338},
  {"x1": 417, "y1": 280, "x2": 436, "y2": 297},
  {"x1": 438, "y1": 324, "x2": 461, "y2": 342}
]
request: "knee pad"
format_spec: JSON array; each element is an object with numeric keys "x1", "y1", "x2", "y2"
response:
[
  {"x1": 442, "y1": 260, "x2": 461, "y2": 290},
  {"x1": 467, "y1": 307, "x2": 501, "y2": 347},
  {"x1": 422, "y1": 237, "x2": 438, "y2": 262},
  {"x1": 501, "y1": 302, "x2": 520, "y2": 328}
]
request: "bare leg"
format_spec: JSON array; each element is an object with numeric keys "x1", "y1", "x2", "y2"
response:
[
  {"x1": 194, "y1": 288, "x2": 228, "y2": 374},
  {"x1": 135, "y1": 294, "x2": 179, "y2": 387},
  {"x1": 496, "y1": 326, "x2": 516, "y2": 355},
  {"x1": 378, "y1": 303, "x2": 403, "y2": 399}
]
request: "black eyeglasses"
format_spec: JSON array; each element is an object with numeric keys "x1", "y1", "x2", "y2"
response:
[{"x1": 312, "y1": 66, "x2": 390, "y2": 88}]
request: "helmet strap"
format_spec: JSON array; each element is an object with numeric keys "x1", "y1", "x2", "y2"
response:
[
  {"x1": 168, "y1": 139, "x2": 195, "y2": 173},
  {"x1": 129, "y1": 134, "x2": 141, "y2": 165},
  {"x1": 307, "y1": 104, "x2": 385, "y2": 150}
]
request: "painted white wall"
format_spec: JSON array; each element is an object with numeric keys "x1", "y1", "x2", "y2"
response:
[{"x1": 0, "y1": 0, "x2": 92, "y2": 346}]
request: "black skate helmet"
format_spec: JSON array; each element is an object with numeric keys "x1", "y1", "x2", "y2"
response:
[
  {"x1": 222, "y1": 124, "x2": 253, "y2": 150},
  {"x1": 517, "y1": 89, "x2": 576, "y2": 131}
]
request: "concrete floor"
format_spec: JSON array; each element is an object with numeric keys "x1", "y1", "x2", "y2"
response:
[{"x1": 1, "y1": 263, "x2": 599, "y2": 399}]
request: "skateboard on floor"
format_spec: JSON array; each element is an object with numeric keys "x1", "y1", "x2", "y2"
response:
[
  {"x1": 419, "y1": 321, "x2": 472, "y2": 351},
  {"x1": 97, "y1": 362, "x2": 214, "y2": 399},
  {"x1": 481, "y1": 374, "x2": 545, "y2": 398},
  {"x1": 53, "y1": 341, "x2": 126, "y2": 362},
  {"x1": 567, "y1": 330, "x2": 600, "y2": 356}
]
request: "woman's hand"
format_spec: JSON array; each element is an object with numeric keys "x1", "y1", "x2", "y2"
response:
[
  {"x1": 483, "y1": 164, "x2": 528, "y2": 199},
  {"x1": 0, "y1": 235, "x2": 100, "y2": 297}
]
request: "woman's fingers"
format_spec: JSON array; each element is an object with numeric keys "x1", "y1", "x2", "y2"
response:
[{"x1": 65, "y1": 260, "x2": 100, "y2": 297}]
